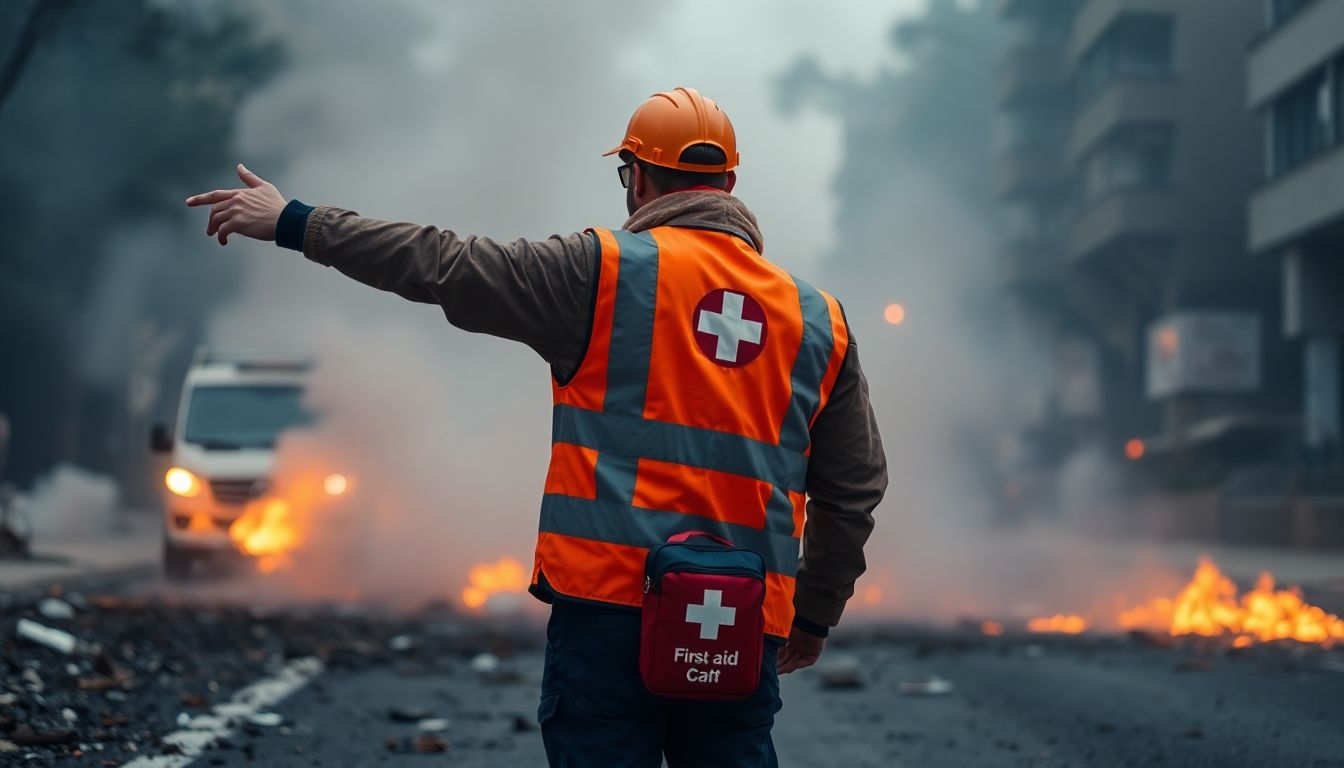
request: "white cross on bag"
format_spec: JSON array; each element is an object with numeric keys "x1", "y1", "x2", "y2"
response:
[
  {"x1": 697, "y1": 292, "x2": 763, "y2": 363},
  {"x1": 685, "y1": 588, "x2": 737, "y2": 640}
]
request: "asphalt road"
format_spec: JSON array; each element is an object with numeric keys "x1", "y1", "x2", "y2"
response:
[
  {"x1": 191, "y1": 635, "x2": 1344, "y2": 768},
  {"x1": 6, "y1": 568, "x2": 1344, "y2": 767}
]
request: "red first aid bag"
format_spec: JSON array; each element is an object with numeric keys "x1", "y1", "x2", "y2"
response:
[{"x1": 639, "y1": 531, "x2": 766, "y2": 700}]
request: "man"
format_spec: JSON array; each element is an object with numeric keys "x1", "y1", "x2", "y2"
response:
[{"x1": 187, "y1": 87, "x2": 886, "y2": 766}]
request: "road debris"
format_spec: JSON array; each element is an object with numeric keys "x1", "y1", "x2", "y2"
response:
[
  {"x1": 37, "y1": 597, "x2": 76, "y2": 620},
  {"x1": 899, "y1": 675, "x2": 955, "y2": 696},
  {"x1": 16, "y1": 618, "x2": 83, "y2": 654},
  {"x1": 388, "y1": 706, "x2": 434, "y2": 723},
  {"x1": 417, "y1": 718, "x2": 450, "y2": 732}
]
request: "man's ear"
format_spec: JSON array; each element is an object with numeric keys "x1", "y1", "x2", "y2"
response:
[
  {"x1": 723, "y1": 170, "x2": 737, "y2": 193},
  {"x1": 633, "y1": 162, "x2": 654, "y2": 197}
]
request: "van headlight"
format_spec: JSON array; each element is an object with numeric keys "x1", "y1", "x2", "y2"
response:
[{"x1": 165, "y1": 467, "x2": 203, "y2": 498}]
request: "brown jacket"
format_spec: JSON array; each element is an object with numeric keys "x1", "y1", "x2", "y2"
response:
[{"x1": 299, "y1": 190, "x2": 887, "y2": 628}]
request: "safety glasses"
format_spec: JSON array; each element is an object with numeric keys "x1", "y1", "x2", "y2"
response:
[{"x1": 617, "y1": 161, "x2": 634, "y2": 189}]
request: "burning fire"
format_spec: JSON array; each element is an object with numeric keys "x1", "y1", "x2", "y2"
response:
[
  {"x1": 462, "y1": 557, "x2": 529, "y2": 610},
  {"x1": 1016, "y1": 557, "x2": 1344, "y2": 646},
  {"x1": 229, "y1": 498, "x2": 299, "y2": 573},
  {"x1": 1118, "y1": 558, "x2": 1344, "y2": 645},
  {"x1": 1026, "y1": 614, "x2": 1088, "y2": 634}
]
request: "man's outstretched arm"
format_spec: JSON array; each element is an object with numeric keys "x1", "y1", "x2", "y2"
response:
[{"x1": 186, "y1": 165, "x2": 596, "y2": 371}]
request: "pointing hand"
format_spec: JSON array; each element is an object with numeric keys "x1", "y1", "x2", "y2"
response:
[{"x1": 185, "y1": 164, "x2": 286, "y2": 246}]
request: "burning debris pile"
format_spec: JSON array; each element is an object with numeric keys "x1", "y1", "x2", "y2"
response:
[
  {"x1": 1020, "y1": 558, "x2": 1344, "y2": 647},
  {"x1": 1, "y1": 584, "x2": 539, "y2": 765}
]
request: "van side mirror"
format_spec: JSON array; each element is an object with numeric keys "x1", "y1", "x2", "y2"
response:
[{"x1": 150, "y1": 424, "x2": 173, "y2": 453}]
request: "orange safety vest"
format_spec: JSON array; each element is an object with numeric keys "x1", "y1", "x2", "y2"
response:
[{"x1": 530, "y1": 225, "x2": 849, "y2": 637}]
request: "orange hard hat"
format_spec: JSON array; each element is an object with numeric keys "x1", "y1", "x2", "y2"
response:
[{"x1": 603, "y1": 87, "x2": 738, "y2": 172}]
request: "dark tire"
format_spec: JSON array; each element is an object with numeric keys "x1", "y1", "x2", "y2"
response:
[{"x1": 163, "y1": 538, "x2": 195, "y2": 581}]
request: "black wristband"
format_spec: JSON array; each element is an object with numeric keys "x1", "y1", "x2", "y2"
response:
[
  {"x1": 275, "y1": 199, "x2": 315, "y2": 252},
  {"x1": 792, "y1": 615, "x2": 830, "y2": 638}
]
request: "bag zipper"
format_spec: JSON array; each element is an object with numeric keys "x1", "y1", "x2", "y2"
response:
[{"x1": 645, "y1": 564, "x2": 765, "y2": 594}]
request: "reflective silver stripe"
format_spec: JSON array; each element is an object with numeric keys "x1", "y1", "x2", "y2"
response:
[
  {"x1": 540, "y1": 494, "x2": 800, "y2": 577},
  {"x1": 604, "y1": 230, "x2": 659, "y2": 417},
  {"x1": 764, "y1": 486, "x2": 797, "y2": 536},
  {"x1": 553, "y1": 404, "x2": 808, "y2": 493},
  {"x1": 782, "y1": 276, "x2": 834, "y2": 453}
]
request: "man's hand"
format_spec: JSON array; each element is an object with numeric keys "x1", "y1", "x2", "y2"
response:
[
  {"x1": 777, "y1": 625, "x2": 825, "y2": 674},
  {"x1": 185, "y1": 164, "x2": 286, "y2": 245}
]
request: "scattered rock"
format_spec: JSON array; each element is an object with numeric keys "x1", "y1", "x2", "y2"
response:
[
  {"x1": 247, "y1": 712, "x2": 283, "y2": 727},
  {"x1": 388, "y1": 706, "x2": 433, "y2": 723},
  {"x1": 817, "y1": 656, "x2": 865, "y2": 689},
  {"x1": 38, "y1": 598, "x2": 76, "y2": 620},
  {"x1": 898, "y1": 675, "x2": 954, "y2": 696},
  {"x1": 9, "y1": 724, "x2": 78, "y2": 746},
  {"x1": 416, "y1": 718, "x2": 450, "y2": 732},
  {"x1": 414, "y1": 733, "x2": 450, "y2": 753},
  {"x1": 469, "y1": 652, "x2": 501, "y2": 675}
]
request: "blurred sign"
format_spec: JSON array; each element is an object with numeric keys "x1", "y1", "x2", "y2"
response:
[{"x1": 1146, "y1": 313, "x2": 1260, "y2": 398}]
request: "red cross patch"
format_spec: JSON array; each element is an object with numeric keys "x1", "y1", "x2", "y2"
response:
[{"x1": 692, "y1": 289, "x2": 768, "y2": 367}]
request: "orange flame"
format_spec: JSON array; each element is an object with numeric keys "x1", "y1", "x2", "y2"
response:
[
  {"x1": 1027, "y1": 613, "x2": 1088, "y2": 634},
  {"x1": 1119, "y1": 557, "x2": 1344, "y2": 645},
  {"x1": 461, "y1": 557, "x2": 529, "y2": 610},
  {"x1": 229, "y1": 498, "x2": 299, "y2": 572}
]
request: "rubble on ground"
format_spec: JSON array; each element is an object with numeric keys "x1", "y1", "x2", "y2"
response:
[{"x1": 0, "y1": 585, "x2": 538, "y2": 766}]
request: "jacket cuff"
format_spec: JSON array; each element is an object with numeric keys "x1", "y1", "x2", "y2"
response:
[
  {"x1": 302, "y1": 205, "x2": 336, "y2": 265},
  {"x1": 792, "y1": 581, "x2": 845, "y2": 628},
  {"x1": 792, "y1": 615, "x2": 830, "y2": 638},
  {"x1": 275, "y1": 199, "x2": 314, "y2": 252}
]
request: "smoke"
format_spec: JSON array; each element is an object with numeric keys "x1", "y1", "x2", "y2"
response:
[
  {"x1": 23, "y1": 464, "x2": 121, "y2": 539},
  {"x1": 195, "y1": 0, "x2": 914, "y2": 609}
]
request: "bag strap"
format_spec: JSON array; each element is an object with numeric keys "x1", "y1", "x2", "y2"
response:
[{"x1": 667, "y1": 530, "x2": 734, "y2": 548}]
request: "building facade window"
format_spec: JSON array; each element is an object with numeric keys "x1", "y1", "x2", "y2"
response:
[
  {"x1": 1269, "y1": 63, "x2": 1336, "y2": 177},
  {"x1": 1075, "y1": 14, "x2": 1174, "y2": 104},
  {"x1": 1080, "y1": 125, "x2": 1173, "y2": 203}
]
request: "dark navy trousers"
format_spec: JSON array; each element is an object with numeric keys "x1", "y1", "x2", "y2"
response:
[{"x1": 537, "y1": 598, "x2": 784, "y2": 767}]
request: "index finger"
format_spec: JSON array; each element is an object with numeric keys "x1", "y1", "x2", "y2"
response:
[{"x1": 185, "y1": 189, "x2": 240, "y2": 207}]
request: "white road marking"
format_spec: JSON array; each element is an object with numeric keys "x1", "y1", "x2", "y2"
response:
[{"x1": 120, "y1": 656, "x2": 324, "y2": 768}]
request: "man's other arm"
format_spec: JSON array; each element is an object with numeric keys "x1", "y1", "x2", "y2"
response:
[{"x1": 795, "y1": 334, "x2": 888, "y2": 629}]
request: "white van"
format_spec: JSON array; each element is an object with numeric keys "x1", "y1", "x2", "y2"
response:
[{"x1": 150, "y1": 350, "x2": 320, "y2": 579}]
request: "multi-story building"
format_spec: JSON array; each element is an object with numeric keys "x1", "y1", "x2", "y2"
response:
[
  {"x1": 1248, "y1": 0, "x2": 1344, "y2": 468},
  {"x1": 996, "y1": 0, "x2": 1290, "y2": 523}
]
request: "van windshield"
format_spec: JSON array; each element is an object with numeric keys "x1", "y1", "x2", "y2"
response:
[{"x1": 182, "y1": 385, "x2": 313, "y2": 450}]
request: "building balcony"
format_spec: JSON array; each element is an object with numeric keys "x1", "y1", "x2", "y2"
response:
[
  {"x1": 1248, "y1": 0, "x2": 1344, "y2": 108},
  {"x1": 1067, "y1": 188, "x2": 1178, "y2": 261},
  {"x1": 996, "y1": 147, "x2": 1066, "y2": 199},
  {"x1": 1068, "y1": 79, "x2": 1178, "y2": 162},
  {"x1": 997, "y1": 47, "x2": 1065, "y2": 107},
  {"x1": 1066, "y1": 0, "x2": 1170, "y2": 67},
  {"x1": 1249, "y1": 144, "x2": 1344, "y2": 254}
]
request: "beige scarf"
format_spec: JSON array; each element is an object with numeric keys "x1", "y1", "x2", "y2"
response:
[{"x1": 622, "y1": 190, "x2": 766, "y2": 255}]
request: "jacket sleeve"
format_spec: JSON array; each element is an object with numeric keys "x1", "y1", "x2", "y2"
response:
[
  {"x1": 301, "y1": 205, "x2": 596, "y2": 372},
  {"x1": 795, "y1": 331, "x2": 888, "y2": 628}
]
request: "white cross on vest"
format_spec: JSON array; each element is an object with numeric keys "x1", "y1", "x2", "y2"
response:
[
  {"x1": 697, "y1": 292, "x2": 763, "y2": 363},
  {"x1": 685, "y1": 588, "x2": 737, "y2": 640}
]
